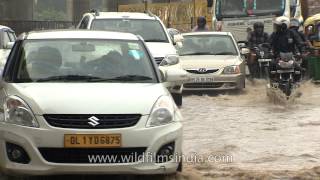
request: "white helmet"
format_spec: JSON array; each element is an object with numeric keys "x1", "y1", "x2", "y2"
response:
[{"x1": 274, "y1": 16, "x2": 290, "y2": 28}]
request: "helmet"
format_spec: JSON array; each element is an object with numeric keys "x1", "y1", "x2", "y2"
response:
[
  {"x1": 290, "y1": 18, "x2": 300, "y2": 28},
  {"x1": 253, "y1": 22, "x2": 264, "y2": 30},
  {"x1": 274, "y1": 16, "x2": 290, "y2": 27},
  {"x1": 197, "y1": 16, "x2": 207, "y2": 28}
]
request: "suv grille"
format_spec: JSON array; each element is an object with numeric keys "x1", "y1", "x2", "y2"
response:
[
  {"x1": 38, "y1": 147, "x2": 147, "y2": 163},
  {"x1": 43, "y1": 114, "x2": 141, "y2": 129},
  {"x1": 154, "y1": 57, "x2": 164, "y2": 65}
]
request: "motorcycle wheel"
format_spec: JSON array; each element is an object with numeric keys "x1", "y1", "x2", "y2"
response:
[{"x1": 284, "y1": 81, "x2": 292, "y2": 97}]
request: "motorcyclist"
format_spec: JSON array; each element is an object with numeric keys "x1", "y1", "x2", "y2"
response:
[
  {"x1": 269, "y1": 16, "x2": 304, "y2": 81},
  {"x1": 192, "y1": 16, "x2": 209, "y2": 32},
  {"x1": 289, "y1": 18, "x2": 312, "y2": 49},
  {"x1": 247, "y1": 22, "x2": 269, "y2": 78},
  {"x1": 289, "y1": 18, "x2": 311, "y2": 77}
]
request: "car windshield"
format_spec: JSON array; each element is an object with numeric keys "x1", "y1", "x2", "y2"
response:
[
  {"x1": 15, "y1": 39, "x2": 157, "y2": 83},
  {"x1": 216, "y1": 0, "x2": 285, "y2": 18},
  {"x1": 178, "y1": 35, "x2": 238, "y2": 56},
  {"x1": 91, "y1": 19, "x2": 169, "y2": 43}
]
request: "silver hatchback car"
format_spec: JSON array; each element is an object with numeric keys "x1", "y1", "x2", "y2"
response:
[{"x1": 0, "y1": 30, "x2": 187, "y2": 177}]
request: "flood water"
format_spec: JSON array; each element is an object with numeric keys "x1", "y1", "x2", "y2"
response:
[{"x1": 2, "y1": 80, "x2": 320, "y2": 180}]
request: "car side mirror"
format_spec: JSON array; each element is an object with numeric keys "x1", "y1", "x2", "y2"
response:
[
  {"x1": 160, "y1": 55, "x2": 180, "y2": 66},
  {"x1": 161, "y1": 68, "x2": 189, "y2": 83},
  {"x1": 173, "y1": 35, "x2": 184, "y2": 48},
  {"x1": 240, "y1": 48, "x2": 250, "y2": 55},
  {"x1": 4, "y1": 42, "x2": 14, "y2": 49}
]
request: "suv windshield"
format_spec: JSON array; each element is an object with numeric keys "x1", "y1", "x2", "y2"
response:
[
  {"x1": 91, "y1": 19, "x2": 169, "y2": 43},
  {"x1": 178, "y1": 35, "x2": 238, "y2": 56},
  {"x1": 15, "y1": 39, "x2": 157, "y2": 83}
]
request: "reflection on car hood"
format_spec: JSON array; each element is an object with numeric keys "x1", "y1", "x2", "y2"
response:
[
  {"x1": 146, "y1": 42, "x2": 177, "y2": 58},
  {"x1": 6, "y1": 83, "x2": 168, "y2": 115},
  {"x1": 180, "y1": 55, "x2": 241, "y2": 69}
]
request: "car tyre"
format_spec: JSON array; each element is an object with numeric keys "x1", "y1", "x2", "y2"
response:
[{"x1": 171, "y1": 93, "x2": 182, "y2": 107}]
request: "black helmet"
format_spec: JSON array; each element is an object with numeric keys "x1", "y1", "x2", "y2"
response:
[
  {"x1": 197, "y1": 16, "x2": 207, "y2": 28},
  {"x1": 253, "y1": 22, "x2": 264, "y2": 30}
]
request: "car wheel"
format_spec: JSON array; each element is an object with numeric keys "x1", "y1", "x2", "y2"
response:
[{"x1": 171, "y1": 93, "x2": 182, "y2": 107}]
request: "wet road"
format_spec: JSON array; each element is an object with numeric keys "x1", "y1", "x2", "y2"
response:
[{"x1": 2, "y1": 80, "x2": 320, "y2": 179}]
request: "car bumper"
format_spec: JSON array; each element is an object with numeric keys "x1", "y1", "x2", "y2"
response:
[
  {"x1": 0, "y1": 115, "x2": 183, "y2": 176},
  {"x1": 183, "y1": 74, "x2": 245, "y2": 91}
]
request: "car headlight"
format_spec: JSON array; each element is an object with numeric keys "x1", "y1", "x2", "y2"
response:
[
  {"x1": 223, "y1": 65, "x2": 240, "y2": 74},
  {"x1": 146, "y1": 95, "x2": 176, "y2": 127},
  {"x1": 1, "y1": 96, "x2": 39, "y2": 128}
]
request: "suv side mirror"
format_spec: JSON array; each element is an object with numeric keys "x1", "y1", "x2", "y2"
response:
[
  {"x1": 4, "y1": 42, "x2": 14, "y2": 49},
  {"x1": 160, "y1": 55, "x2": 180, "y2": 66},
  {"x1": 173, "y1": 35, "x2": 184, "y2": 48}
]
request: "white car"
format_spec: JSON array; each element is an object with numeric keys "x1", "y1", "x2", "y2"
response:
[
  {"x1": 0, "y1": 25, "x2": 16, "y2": 68},
  {"x1": 0, "y1": 30, "x2": 186, "y2": 177},
  {"x1": 77, "y1": 10, "x2": 184, "y2": 106},
  {"x1": 178, "y1": 32, "x2": 246, "y2": 91}
]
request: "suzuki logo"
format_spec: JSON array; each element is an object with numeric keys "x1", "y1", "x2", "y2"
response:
[
  {"x1": 88, "y1": 116, "x2": 100, "y2": 127},
  {"x1": 198, "y1": 68, "x2": 207, "y2": 73}
]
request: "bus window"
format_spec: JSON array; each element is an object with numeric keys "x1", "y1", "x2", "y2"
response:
[
  {"x1": 216, "y1": 0, "x2": 246, "y2": 18},
  {"x1": 248, "y1": 0, "x2": 285, "y2": 16}
]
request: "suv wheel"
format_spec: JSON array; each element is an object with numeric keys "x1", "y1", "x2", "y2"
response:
[{"x1": 171, "y1": 93, "x2": 182, "y2": 107}]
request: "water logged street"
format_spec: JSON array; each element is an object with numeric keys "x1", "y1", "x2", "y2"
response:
[{"x1": 2, "y1": 80, "x2": 320, "y2": 180}]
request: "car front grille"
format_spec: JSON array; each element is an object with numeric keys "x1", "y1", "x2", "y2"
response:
[
  {"x1": 154, "y1": 57, "x2": 164, "y2": 65},
  {"x1": 186, "y1": 69, "x2": 219, "y2": 74},
  {"x1": 184, "y1": 83, "x2": 224, "y2": 89},
  {"x1": 38, "y1": 147, "x2": 147, "y2": 163},
  {"x1": 43, "y1": 114, "x2": 141, "y2": 129}
]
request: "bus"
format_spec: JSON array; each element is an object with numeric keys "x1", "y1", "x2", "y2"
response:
[{"x1": 212, "y1": 0, "x2": 303, "y2": 41}]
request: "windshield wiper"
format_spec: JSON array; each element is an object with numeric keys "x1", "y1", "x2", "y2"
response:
[
  {"x1": 145, "y1": 39, "x2": 167, "y2": 42},
  {"x1": 36, "y1": 75, "x2": 107, "y2": 82},
  {"x1": 180, "y1": 52, "x2": 214, "y2": 56},
  {"x1": 94, "y1": 75, "x2": 153, "y2": 82},
  {"x1": 214, "y1": 52, "x2": 237, "y2": 55}
]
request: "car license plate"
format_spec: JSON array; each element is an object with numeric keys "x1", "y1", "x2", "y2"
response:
[
  {"x1": 64, "y1": 134, "x2": 121, "y2": 148},
  {"x1": 191, "y1": 77, "x2": 214, "y2": 83}
]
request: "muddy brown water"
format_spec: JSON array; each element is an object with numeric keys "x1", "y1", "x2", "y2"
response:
[{"x1": 2, "y1": 80, "x2": 320, "y2": 180}]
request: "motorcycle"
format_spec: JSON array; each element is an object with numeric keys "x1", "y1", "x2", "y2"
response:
[
  {"x1": 253, "y1": 43, "x2": 273, "y2": 79},
  {"x1": 269, "y1": 52, "x2": 301, "y2": 98}
]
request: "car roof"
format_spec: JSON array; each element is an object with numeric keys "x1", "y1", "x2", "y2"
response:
[
  {"x1": 182, "y1": 31, "x2": 232, "y2": 36},
  {"x1": 23, "y1": 30, "x2": 140, "y2": 40},
  {"x1": 0, "y1": 25, "x2": 14, "y2": 31},
  {"x1": 88, "y1": 12, "x2": 157, "y2": 20}
]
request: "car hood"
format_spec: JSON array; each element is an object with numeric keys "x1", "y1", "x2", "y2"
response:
[
  {"x1": 5, "y1": 83, "x2": 169, "y2": 115},
  {"x1": 146, "y1": 42, "x2": 177, "y2": 58},
  {"x1": 180, "y1": 55, "x2": 241, "y2": 69}
]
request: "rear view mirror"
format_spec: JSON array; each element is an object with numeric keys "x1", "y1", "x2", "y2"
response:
[
  {"x1": 160, "y1": 55, "x2": 180, "y2": 66},
  {"x1": 4, "y1": 42, "x2": 14, "y2": 49},
  {"x1": 240, "y1": 48, "x2": 250, "y2": 55},
  {"x1": 72, "y1": 43, "x2": 95, "y2": 52},
  {"x1": 161, "y1": 68, "x2": 189, "y2": 83}
]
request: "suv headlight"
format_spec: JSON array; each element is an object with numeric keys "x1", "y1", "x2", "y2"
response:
[
  {"x1": 146, "y1": 96, "x2": 176, "y2": 127},
  {"x1": 1, "y1": 96, "x2": 39, "y2": 128},
  {"x1": 223, "y1": 65, "x2": 240, "y2": 74}
]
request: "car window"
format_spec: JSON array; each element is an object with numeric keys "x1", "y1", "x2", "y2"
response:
[
  {"x1": 178, "y1": 35, "x2": 238, "y2": 56},
  {"x1": 15, "y1": 39, "x2": 157, "y2": 83},
  {"x1": 8, "y1": 32, "x2": 16, "y2": 42},
  {"x1": 91, "y1": 19, "x2": 169, "y2": 43},
  {"x1": 2, "y1": 31, "x2": 10, "y2": 48},
  {"x1": 79, "y1": 16, "x2": 90, "y2": 29}
]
